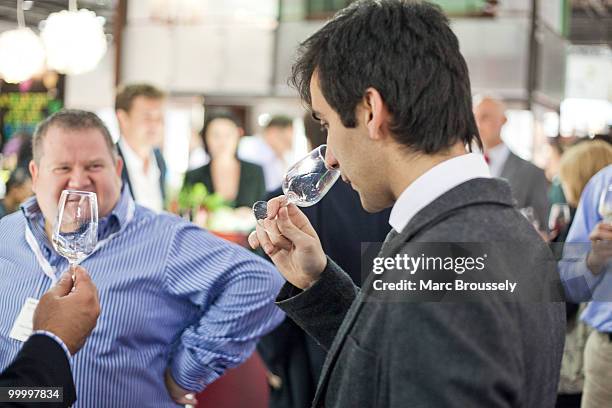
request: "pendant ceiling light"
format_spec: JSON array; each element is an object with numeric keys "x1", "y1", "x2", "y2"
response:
[
  {"x1": 0, "y1": 0, "x2": 46, "y2": 84},
  {"x1": 41, "y1": 0, "x2": 107, "y2": 75}
]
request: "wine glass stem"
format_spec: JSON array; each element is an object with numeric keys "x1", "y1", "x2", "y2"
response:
[{"x1": 285, "y1": 197, "x2": 296, "y2": 207}]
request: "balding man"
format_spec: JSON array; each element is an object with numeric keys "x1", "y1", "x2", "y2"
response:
[{"x1": 474, "y1": 96, "x2": 549, "y2": 230}]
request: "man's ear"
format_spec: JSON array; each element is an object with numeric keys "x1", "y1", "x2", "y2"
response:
[
  {"x1": 363, "y1": 87, "x2": 389, "y2": 141},
  {"x1": 28, "y1": 159, "x2": 38, "y2": 193}
]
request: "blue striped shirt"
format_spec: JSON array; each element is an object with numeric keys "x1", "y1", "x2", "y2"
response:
[{"x1": 0, "y1": 187, "x2": 285, "y2": 407}]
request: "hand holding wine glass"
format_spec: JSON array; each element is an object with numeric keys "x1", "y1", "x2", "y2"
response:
[
  {"x1": 249, "y1": 144, "x2": 337, "y2": 288},
  {"x1": 52, "y1": 190, "x2": 99, "y2": 281},
  {"x1": 548, "y1": 203, "x2": 571, "y2": 240},
  {"x1": 249, "y1": 199, "x2": 327, "y2": 289},
  {"x1": 586, "y1": 184, "x2": 612, "y2": 274},
  {"x1": 598, "y1": 183, "x2": 612, "y2": 223}
]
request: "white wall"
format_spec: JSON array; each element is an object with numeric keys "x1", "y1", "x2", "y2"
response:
[
  {"x1": 64, "y1": 44, "x2": 115, "y2": 110},
  {"x1": 122, "y1": 0, "x2": 277, "y2": 95}
]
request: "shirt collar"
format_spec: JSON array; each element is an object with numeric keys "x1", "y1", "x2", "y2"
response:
[
  {"x1": 118, "y1": 138, "x2": 157, "y2": 170},
  {"x1": 21, "y1": 185, "x2": 134, "y2": 242},
  {"x1": 389, "y1": 153, "x2": 491, "y2": 233},
  {"x1": 486, "y1": 143, "x2": 510, "y2": 177}
]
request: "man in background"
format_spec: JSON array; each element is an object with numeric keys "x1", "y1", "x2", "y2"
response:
[
  {"x1": 239, "y1": 115, "x2": 295, "y2": 192},
  {"x1": 474, "y1": 96, "x2": 549, "y2": 229},
  {"x1": 115, "y1": 83, "x2": 167, "y2": 212}
]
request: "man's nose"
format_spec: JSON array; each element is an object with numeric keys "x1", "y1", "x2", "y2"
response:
[
  {"x1": 67, "y1": 168, "x2": 91, "y2": 190},
  {"x1": 324, "y1": 146, "x2": 339, "y2": 170}
]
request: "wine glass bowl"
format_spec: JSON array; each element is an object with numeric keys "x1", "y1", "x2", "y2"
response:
[
  {"x1": 52, "y1": 190, "x2": 99, "y2": 271},
  {"x1": 253, "y1": 144, "x2": 340, "y2": 220}
]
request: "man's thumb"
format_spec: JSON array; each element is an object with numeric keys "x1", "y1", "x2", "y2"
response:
[{"x1": 49, "y1": 271, "x2": 74, "y2": 297}]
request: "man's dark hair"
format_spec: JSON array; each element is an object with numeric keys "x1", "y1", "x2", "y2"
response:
[
  {"x1": 115, "y1": 83, "x2": 165, "y2": 112},
  {"x1": 289, "y1": 0, "x2": 481, "y2": 154},
  {"x1": 33, "y1": 109, "x2": 117, "y2": 164},
  {"x1": 200, "y1": 109, "x2": 243, "y2": 154},
  {"x1": 265, "y1": 115, "x2": 293, "y2": 130}
]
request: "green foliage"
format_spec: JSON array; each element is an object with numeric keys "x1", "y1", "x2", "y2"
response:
[{"x1": 178, "y1": 183, "x2": 227, "y2": 212}]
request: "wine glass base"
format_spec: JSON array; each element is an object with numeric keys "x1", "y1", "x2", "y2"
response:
[{"x1": 252, "y1": 201, "x2": 268, "y2": 221}]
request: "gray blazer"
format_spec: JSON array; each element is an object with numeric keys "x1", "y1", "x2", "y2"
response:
[
  {"x1": 277, "y1": 178, "x2": 565, "y2": 408},
  {"x1": 500, "y1": 152, "x2": 549, "y2": 229}
]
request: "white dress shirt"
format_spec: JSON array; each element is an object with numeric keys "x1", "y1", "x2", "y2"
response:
[
  {"x1": 486, "y1": 143, "x2": 510, "y2": 178},
  {"x1": 118, "y1": 138, "x2": 163, "y2": 213},
  {"x1": 389, "y1": 153, "x2": 491, "y2": 233}
]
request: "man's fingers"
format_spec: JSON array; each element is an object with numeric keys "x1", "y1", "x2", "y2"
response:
[
  {"x1": 264, "y1": 219, "x2": 293, "y2": 251},
  {"x1": 71, "y1": 267, "x2": 100, "y2": 316},
  {"x1": 248, "y1": 231, "x2": 260, "y2": 249},
  {"x1": 72, "y1": 267, "x2": 96, "y2": 294},
  {"x1": 255, "y1": 223, "x2": 280, "y2": 257},
  {"x1": 174, "y1": 394, "x2": 197, "y2": 405},
  {"x1": 286, "y1": 204, "x2": 318, "y2": 237},
  {"x1": 47, "y1": 271, "x2": 74, "y2": 297},
  {"x1": 277, "y1": 206, "x2": 312, "y2": 247},
  {"x1": 590, "y1": 222, "x2": 612, "y2": 241},
  {"x1": 266, "y1": 196, "x2": 287, "y2": 219},
  {"x1": 597, "y1": 222, "x2": 612, "y2": 231},
  {"x1": 590, "y1": 230, "x2": 612, "y2": 242}
]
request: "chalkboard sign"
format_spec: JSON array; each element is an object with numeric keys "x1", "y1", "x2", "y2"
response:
[{"x1": 0, "y1": 73, "x2": 65, "y2": 151}]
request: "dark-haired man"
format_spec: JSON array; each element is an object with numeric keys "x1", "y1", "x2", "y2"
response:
[{"x1": 250, "y1": 1, "x2": 565, "y2": 407}]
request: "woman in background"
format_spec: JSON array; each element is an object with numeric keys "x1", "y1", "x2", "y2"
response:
[{"x1": 183, "y1": 110, "x2": 266, "y2": 209}]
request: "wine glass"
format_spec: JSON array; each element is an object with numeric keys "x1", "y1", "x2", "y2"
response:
[
  {"x1": 548, "y1": 203, "x2": 571, "y2": 238},
  {"x1": 519, "y1": 207, "x2": 540, "y2": 231},
  {"x1": 598, "y1": 184, "x2": 612, "y2": 223},
  {"x1": 52, "y1": 190, "x2": 98, "y2": 279},
  {"x1": 252, "y1": 144, "x2": 340, "y2": 220}
]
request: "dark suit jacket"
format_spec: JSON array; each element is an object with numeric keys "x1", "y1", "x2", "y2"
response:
[
  {"x1": 277, "y1": 178, "x2": 565, "y2": 408},
  {"x1": 0, "y1": 334, "x2": 76, "y2": 407},
  {"x1": 259, "y1": 182, "x2": 391, "y2": 408},
  {"x1": 501, "y1": 152, "x2": 549, "y2": 230},
  {"x1": 117, "y1": 145, "x2": 167, "y2": 202},
  {"x1": 184, "y1": 160, "x2": 266, "y2": 208}
]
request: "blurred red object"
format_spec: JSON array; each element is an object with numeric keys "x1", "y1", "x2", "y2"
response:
[
  {"x1": 196, "y1": 351, "x2": 270, "y2": 408},
  {"x1": 211, "y1": 231, "x2": 249, "y2": 248}
]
